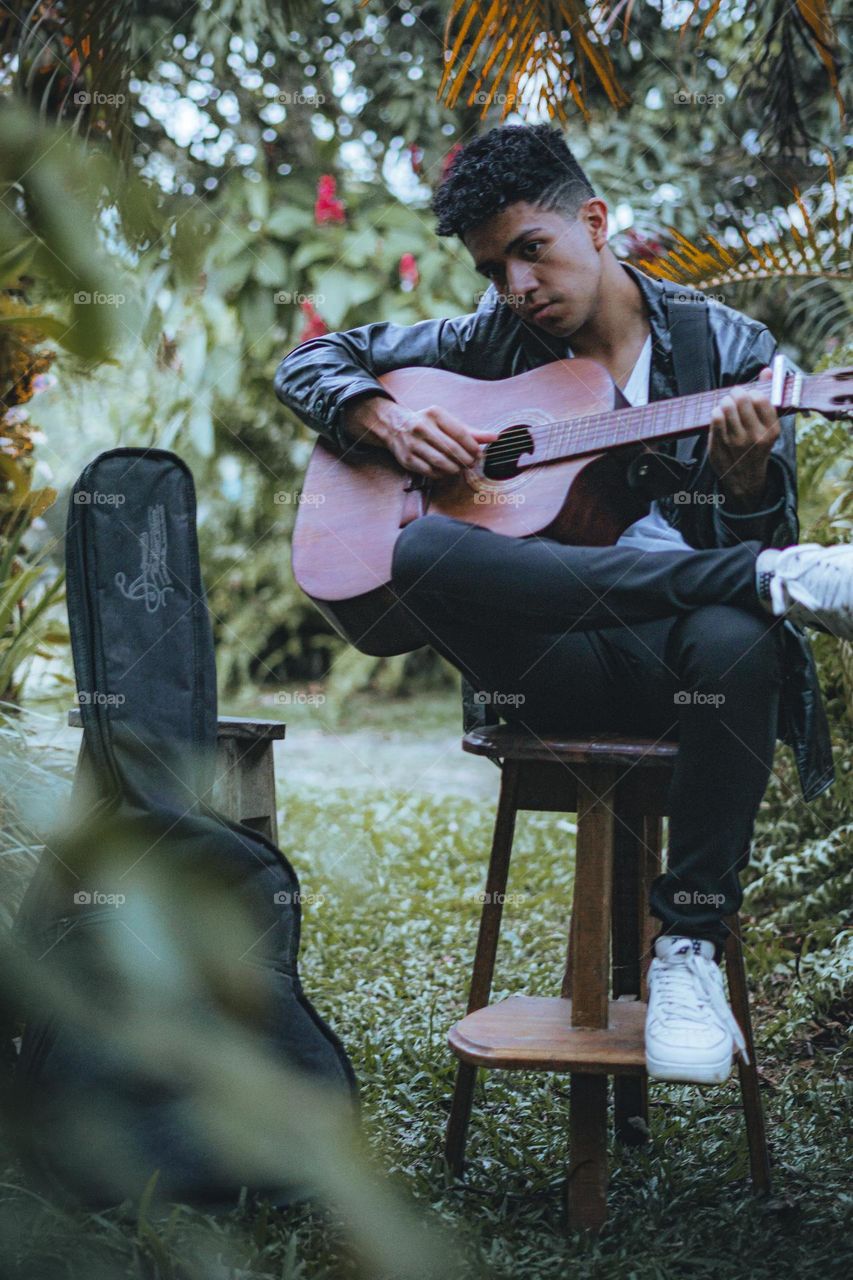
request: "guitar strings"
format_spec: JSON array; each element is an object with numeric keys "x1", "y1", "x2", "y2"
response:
[
  {"x1": 472, "y1": 373, "x2": 808, "y2": 470},
  {"x1": 477, "y1": 386, "x2": 729, "y2": 468}
]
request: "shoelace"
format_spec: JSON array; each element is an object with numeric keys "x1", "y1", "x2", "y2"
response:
[
  {"x1": 651, "y1": 948, "x2": 749, "y2": 1065},
  {"x1": 770, "y1": 548, "x2": 853, "y2": 623}
]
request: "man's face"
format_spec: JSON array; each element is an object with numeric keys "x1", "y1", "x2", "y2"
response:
[{"x1": 462, "y1": 199, "x2": 607, "y2": 337}]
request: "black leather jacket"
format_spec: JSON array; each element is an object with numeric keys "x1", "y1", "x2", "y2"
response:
[{"x1": 274, "y1": 262, "x2": 835, "y2": 802}]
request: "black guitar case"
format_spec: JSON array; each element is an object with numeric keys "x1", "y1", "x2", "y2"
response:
[{"x1": 11, "y1": 448, "x2": 358, "y2": 1208}]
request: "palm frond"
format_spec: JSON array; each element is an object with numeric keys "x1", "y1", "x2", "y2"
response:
[
  {"x1": 626, "y1": 164, "x2": 850, "y2": 292},
  {"x1": 680, "y1": 0, "x2": 844, "y2": 121},
  {"x1": 620, "y1": 167, "x2": 852, "y2": 354},
  {"x1": 717, "y1": 0, "x2": 845, "y2": 153},
  {"x1": 793, "y1": 0, "x2": 845, "y2": 123},
  {"x1": 679, "y1": 0, "x2": 724, "y2": 43},
  {"x1": 433, "y1": 0, "x2": 846, "y2": 128},
  {"x1": 436, "y1": 0, "x2": 630, "y2": 124}
]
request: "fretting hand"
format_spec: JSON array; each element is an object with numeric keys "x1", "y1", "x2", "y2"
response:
[{"x1": 708, "y1": 366, "x2": 781, "y2": 507}]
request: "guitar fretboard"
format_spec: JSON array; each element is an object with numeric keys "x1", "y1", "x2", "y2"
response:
[{"x1": 504, "y1": 370, "x2": 820, "y2": 469}]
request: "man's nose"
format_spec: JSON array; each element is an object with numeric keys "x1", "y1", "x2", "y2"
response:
[{"x1": 504, "y1": 261, "x2": 538, "y2": 298}]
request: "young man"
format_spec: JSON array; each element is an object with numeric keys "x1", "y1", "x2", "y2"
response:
[{"x1": 274, "y1": 124, "x2": 852, "y2": 1085}]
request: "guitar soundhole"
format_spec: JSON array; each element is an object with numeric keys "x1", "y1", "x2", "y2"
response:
[{"x1": 482, "y1": 425, "x2": 534, "y2": 479}]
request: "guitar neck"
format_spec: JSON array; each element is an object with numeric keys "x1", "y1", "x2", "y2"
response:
[{"x1": 527, "y1": 367, "x2": 814, "y2": 466}]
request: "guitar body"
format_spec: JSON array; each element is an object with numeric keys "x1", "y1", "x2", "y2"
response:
[{"x1": 292, "y1": 358, "x2": 650, "y2": 655}]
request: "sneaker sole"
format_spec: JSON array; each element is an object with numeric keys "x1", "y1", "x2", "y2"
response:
[{"x1": 646, "y1": 1054, "x2": 733, "y2": 1085}]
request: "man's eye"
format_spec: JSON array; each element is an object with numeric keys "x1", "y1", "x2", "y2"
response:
[{"x1": 524, "y1": 241, "x2": 543, "y2": 255}]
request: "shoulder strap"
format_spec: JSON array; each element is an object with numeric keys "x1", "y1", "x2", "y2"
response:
[
  {"x1": 663, "y1": 290, "x2": 713, "y2": 395},
  {"x1": 660, "y1": 290, "x2": 713, "y2": 465}
]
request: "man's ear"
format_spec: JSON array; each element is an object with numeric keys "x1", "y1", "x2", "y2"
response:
[{"x1": 579, "y1": 197, "x2": 609, "y2": 251}]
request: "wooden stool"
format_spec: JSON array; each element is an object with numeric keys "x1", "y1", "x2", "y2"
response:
[
  {"x1": 445, "y1": 724, "x2": 770, "y2": 1234},
  {"x1": 67, "y1": 710, "x2": 285, "y2": 843}
]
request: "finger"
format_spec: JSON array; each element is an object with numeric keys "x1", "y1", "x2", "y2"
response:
[
  {"x1": 739, "y1": 388, "x2": 780, "y2": 437},
  {"x1": 717, "y1": 395, "x2": 744, "y2": 445},
  {"x1": 422, "y1": 414, "x2": 491, "y2": 465},
  {"x1": 391, "y1": 429, "x2": 453, "y2": 477},
  {"x1": 404, "y1": 416, "x2": 472, "y2": 467},
  {"x1": 757, "y1": 366, "x2": 772, "y2": 382},
  {"x1": 730, "y1": 391, "x2": 764, "y2": 441},
  {"x1": 417, "y1": 421, "x2": 480, "y2": 468},
  {"x1": 402, "y1": 453, "x2": 436, "y2": 478},
  {"x1": 409, "y1": 437, "x2": 466, "y2": 476},
  {"x1": 748, "y1": 392, "x2": 779, "y2": 432},
  {"x1": 709, "y1": 406, "x2": 729, "y2": 449},
  {"x1": 414, "y1": 418, "x2": 480, "y2": 466},
  {"x1": 424, "y1": 407, "x2": 485, "y2": 458}
]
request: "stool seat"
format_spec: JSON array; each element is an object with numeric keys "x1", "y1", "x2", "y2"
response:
[
  {"x1": 463, "y1": 724, "x2": 679, "y2": 766},
  {"x1": 448, "y1": 995, "x2": 647, "y2": 1073}
]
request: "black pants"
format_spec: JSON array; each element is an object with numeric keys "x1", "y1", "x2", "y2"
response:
[{"x1": 391, "y1": 515, "x2": 785, "y2": 954}]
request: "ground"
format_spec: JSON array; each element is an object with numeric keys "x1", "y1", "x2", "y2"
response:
[{"x1": 2, "y1": 689, "x2": 849, "y2": 1278}]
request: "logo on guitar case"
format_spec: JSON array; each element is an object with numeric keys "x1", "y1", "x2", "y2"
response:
[{"x1": 115, "y1": 503, "x2": 175, "y2": 612}]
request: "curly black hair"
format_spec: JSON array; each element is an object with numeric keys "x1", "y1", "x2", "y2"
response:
[{"x1": 431, "y1": 124, "x2": 595, "y2": 240}]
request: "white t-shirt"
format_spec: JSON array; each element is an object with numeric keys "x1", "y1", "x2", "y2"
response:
[{"x1": 567, "y1": 334, "x2": 691, "y2": 553}]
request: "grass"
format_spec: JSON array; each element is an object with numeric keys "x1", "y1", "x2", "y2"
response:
[
  {"x1": 278, "y1": 779, "x2": 851, "y2": 1279},
  {"x1": 0, "y1": 694, "x2": 850, "y2": 1278}
]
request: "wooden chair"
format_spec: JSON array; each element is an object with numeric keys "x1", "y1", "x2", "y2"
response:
[
  {"x1": 445, "y1": 724, "x2": 770, "y2": 1235},
  {"x1": 67, "y1": 710, "x2": 285, "y2": 842}
]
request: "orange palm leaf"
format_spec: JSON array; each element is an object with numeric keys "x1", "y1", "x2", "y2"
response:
[
  {"x1": 437, "y1": 0, "x2": 630, "y2": 123},
  {"x1": 628, "y1": 163, "x2": 849, "y2": 291}
]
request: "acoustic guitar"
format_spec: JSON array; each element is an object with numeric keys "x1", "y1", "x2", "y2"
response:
[{"x1": 291, "y1": 354, "x2": 852, "y2": 656}]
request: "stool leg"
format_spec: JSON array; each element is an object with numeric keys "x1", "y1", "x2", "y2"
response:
[
  {"x1": 723, "y1": 914, "x2": 771, "y2": 1193},
  {"x1": 445, "y1": 1061, "x2": 478, "y2": 1178},
  {"x1": 639, "y1": 815, "x2": 664, "y2": 1004},
  {"x1": 611, "y1": 803, "x2": 647, "y2": 1146},
  {"x1": 614, "y1": 812, "x2": 663, "y2": 1144},
  {"x1": 445, "y1": 760, "x2": 521, "y2": 1177},
  {"x1": 568, "y1": 1074, "x2": 609, "y2": 1235},
  {"x1": 566, "y1": 766, "x2": 616, "y2": 1234},
  {"x1": 569, "y1": 767, "x2": 616, "y2": 1028}
]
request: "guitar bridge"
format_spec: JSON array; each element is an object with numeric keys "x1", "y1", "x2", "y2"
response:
[{"x1": 400, "y1": 473, "x2": 431, "y2": 526}]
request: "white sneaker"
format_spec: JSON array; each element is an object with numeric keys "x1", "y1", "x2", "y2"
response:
[
  {"x1": 645, "y1": 936, "x2": 748, "y2": 1085},
  {"x1": 757, "y1": 542, "x2": 853, "y2": 640}
]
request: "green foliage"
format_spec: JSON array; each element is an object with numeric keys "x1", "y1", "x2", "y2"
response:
[
  {"x1": 742, "y1": 341, "x2": 853, "y2": 1056},
  {"x1": 3, "y1": 754, "x2": 850, "y2": 1276}
]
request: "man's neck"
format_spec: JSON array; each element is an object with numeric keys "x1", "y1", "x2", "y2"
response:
[{"x1": 564, "y1": 250, "x2": 650, "y2": 364}]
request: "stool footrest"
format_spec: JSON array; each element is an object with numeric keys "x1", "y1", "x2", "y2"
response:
[{"x1": 448, "y1": 995, "x2": 647, "y2": 1073}]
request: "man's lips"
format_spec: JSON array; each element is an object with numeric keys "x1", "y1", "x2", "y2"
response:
[{"x1": 528, "y1": 301, "x2": 558, "y2": 320}]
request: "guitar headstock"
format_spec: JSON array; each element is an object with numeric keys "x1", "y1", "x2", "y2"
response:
[{"x1": 777, "y1": 360, "x2": 853, "y2": 421}]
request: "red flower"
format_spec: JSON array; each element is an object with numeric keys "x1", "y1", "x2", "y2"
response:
[
  {"x1": 624, "y1": 228, "x2": 665, "y2": 261},
  {"x1": 398, "y1": 252, "x2": 419, "y2": 290},
  {"x1": 439, "y1": 143, "x2": 463, "y2": 182},
  {"x1": 297, "y1": 299, "x2": 329, "y2": 343},
  {"x1": 407, "y1": 143, "x2": 424, "y2": 175},
  {"x1": 314, "y1": 174, "x2": 346, "y2": 225}
]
